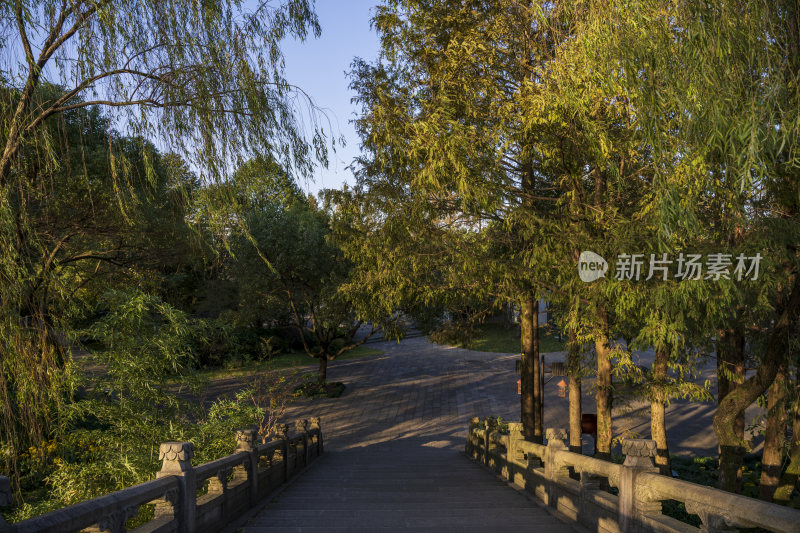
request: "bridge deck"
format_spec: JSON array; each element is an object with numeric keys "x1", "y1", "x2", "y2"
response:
[
  {"x1": 242, "y1": 336, "x2": 578, "y2": 532},
  {"x1": 242, "y1": 439, "x2": 574, "y2": 532}
]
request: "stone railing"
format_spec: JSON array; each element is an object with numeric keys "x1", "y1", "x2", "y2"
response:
[
  {"x1": 466, "y1": 417, "x2": 800, "y2": 533},
  {"x1": 0, "y1": 418, "x2": 323, "y2": 533}
]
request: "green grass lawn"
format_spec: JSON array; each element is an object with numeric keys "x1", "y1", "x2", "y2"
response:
[
  {"x1": 198, "y1": 344, "x2": 384, "y2": 380},
  {"x1": 462, "y1": 322, "x2": 566, "y2": 354}
]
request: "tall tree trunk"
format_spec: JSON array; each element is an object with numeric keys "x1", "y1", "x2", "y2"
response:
[
  {"x1": 651, "y1": 347, "x2": 671, "y2": 475},
  {"x1": 716, "y1": 328, "x2": 746, "y2": 492},
  {"x1": 520, "y1": 295, "x2": 542, "y2": 443},
  {"x1": 713, "y1": 277, "x2": 800, "y2": 491},
  {"x1": 567, "y1": 331, "x2": 583, "y2": 453},
  {"x1": 518, "y1": 154, "x2": 542, "y2": 442},
  {"x1": 590, "y1": 165, "x2": 613, "y2": 459},
  {"x1": 714, "y1": 350, "x2": 781, "y2": 492},
  {"x1": 318, "y1": 355, "x2": 328, "y2": 384},
  {"x1": 760, "y1": 366, "x2": 788, "y2": 501},
  {"x1": 595, "y1": 307, "x2": 613, "y2": 459},
  {"x1": 774, "y1": 398, "x2": 800, "y2": 504},
  {"x1": 533, "y1": 299, "x2": 542, "y2": 440}
]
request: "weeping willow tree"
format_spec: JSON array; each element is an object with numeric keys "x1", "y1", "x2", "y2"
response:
[
  {"x1": 0, "y1": 0, "x2": 329, "y2": 491},
  {"x1": 574, "y1": 0, "x2": 800, "y2": 499}
]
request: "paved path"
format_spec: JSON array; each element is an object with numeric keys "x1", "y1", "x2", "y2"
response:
[{"x1": 241, "y1": 337, "x2": 578, "y2": 532}]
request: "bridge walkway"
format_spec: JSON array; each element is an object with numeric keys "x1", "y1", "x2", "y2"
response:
[{"x1": 242, "y1": 337, "x2": 579, "y2": 532}]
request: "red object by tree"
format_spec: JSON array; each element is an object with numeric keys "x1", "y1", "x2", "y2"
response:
[{"x1": 581, "y1": 413, "x2": 597, "y2": 435}]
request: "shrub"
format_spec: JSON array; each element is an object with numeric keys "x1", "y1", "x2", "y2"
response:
[{"x1": 2, "y1": 291, "x2": 298, "y2": 524}]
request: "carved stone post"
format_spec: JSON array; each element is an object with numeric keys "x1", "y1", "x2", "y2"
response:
[
  {"x1": 309, "y1": 417, "x2": 322, "y2": 456},
  {"x1": 504, "y1": 422, "x2": 523, "y2": 483},
  {"x1": 275, "y1": 423, "x2": 290, "y2": 440},
  {"x1": 483, "y1": 417, "x2": 497, "y2": 466},
  {"x1": 619, "y1": 439, "x2": 659, "y2": 533},
  {"x1": 276, "y1": 423, "x2": 290, "y2": 481},
  {"x1": 0, "y1": 476, "x2": 10, "y2": 526},
  {"x1": 466, "y1": 417, "x2": 479, "y2": 457},
  {"x1": 235, "y1": 428, "x2": 259, "y2": 507},
  {"x1": 507, "y1": 423, "x2": 524, "y2": 462},
  {"x1": 156, "y1": 442, "x2": 195, "y2": 533},
  {"x1": 295, "y1": 419, "x2": 309, "y2": 466},
  {"x1": 544, "y1": 428, "x2": 569, "y2": 508}
]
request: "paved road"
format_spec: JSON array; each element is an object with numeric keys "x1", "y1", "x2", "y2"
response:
[{"x1": 241, "y1": 337, "x2": 578, "y2": 532}]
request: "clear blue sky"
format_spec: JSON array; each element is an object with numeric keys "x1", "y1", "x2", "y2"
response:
[{"x1": 280, "y1": 1, "x2": 382, "y2": 196}]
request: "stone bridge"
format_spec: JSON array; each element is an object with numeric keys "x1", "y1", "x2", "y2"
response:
[{"x1": 2, "y1": 337, "x2": 799, "y2": 532}]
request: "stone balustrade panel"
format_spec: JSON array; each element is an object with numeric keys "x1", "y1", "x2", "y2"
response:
[
  {"x1": 465, "y1": 419, "x2": 800, "y2": 533},
  {"x1": 1, "y1": 419, "x2": 324, "y2": 533}
]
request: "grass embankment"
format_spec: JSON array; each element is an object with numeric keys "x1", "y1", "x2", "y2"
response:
[
  {"x1": 458, "y1": 322, "x2": 566, "y2": 354},
  {"x1": 197, "y1": 345, "x2": 384, "y2": 380}
]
